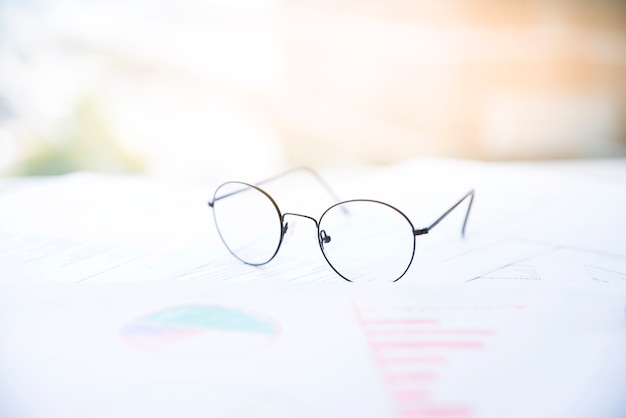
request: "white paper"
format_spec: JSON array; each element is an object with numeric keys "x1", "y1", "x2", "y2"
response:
[
  {"x1": 1, "y1": 159, "x2": 625, "y2": 418},
  {"x1": 0, "y1": 282, "x2": 624, "y2": 418},
  {"x1": 0, "y1": 170, "x2": 549, "y2": 284},
  {"x1": 474, "y1": 247, "x2": 626, "y2": 285}
]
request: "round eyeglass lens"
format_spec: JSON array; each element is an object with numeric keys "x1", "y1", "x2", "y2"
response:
[
  {"x1": 212, "y1": 182, "x2": 282, "y2": 265},
  {"x1": 318, "y1": 200, "x2": 415, "y2": 282}
]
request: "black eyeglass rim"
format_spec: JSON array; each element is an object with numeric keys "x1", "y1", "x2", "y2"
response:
[
  {"x1": 317, "y1": 199, "x2": 417, "y2": 283},
  {"x1": 211, "y1": 181, "x2": 285, "y2": 267},
  {"x1": 211, "y1": 184, "x2": 424, "y2": 283}
]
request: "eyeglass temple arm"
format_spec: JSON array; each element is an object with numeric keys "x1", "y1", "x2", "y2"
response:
[
  {"x1": 255, "y1": 167, "x2": 343, "y2": 204},
  {"x1": 414, "y1": 190, "x2": 475, "y2": 237},
  {"x1": 208, "y1": 167, "x2": 343, "y2": 207}
]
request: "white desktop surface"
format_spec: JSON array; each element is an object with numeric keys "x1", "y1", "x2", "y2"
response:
[{"x1": 0, "y1": 158, "x2": 625, "y2": 418}]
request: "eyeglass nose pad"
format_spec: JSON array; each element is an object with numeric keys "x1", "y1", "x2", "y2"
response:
[
  {"x1": 282, "y1": 221, "x2": 295, "y2": 244},
  {"x1": 319, "y1": 230, "x2": 331, "y2": 247}
]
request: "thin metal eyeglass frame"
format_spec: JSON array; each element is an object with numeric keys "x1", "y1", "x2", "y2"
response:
[{"x1": 207, "y1": 167, "x2": 475, "y2": 282}]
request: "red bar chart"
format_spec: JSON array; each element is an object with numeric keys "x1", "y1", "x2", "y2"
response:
[{"x1": 354, "y1": 303, "x2": 525, "y2": 418}]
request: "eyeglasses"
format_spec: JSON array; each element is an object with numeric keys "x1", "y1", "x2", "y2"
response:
[{"x1": 208, "y1": 167, "x2": 474, "y2": 283}]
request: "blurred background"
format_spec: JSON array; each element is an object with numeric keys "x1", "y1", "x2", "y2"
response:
[{"x1": 0, "y1": 0, "x2": 625, "y2": 179}]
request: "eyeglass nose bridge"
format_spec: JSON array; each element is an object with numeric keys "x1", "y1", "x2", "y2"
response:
[
  {"x1": 281, "y1": 212, "x2": 318, "y2": 237},
  {"x1": 281, "y1": 212, "x2": 319, "y2": 227}
]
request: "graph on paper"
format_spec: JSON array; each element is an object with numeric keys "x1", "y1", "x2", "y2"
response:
[{"x1": 120, "y1": 304, "x2": 280, "y2": 352}]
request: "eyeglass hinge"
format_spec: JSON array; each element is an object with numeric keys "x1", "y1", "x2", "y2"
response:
[{"x1": 414, "y1": 228, "x2": 429, "y2": 236}]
